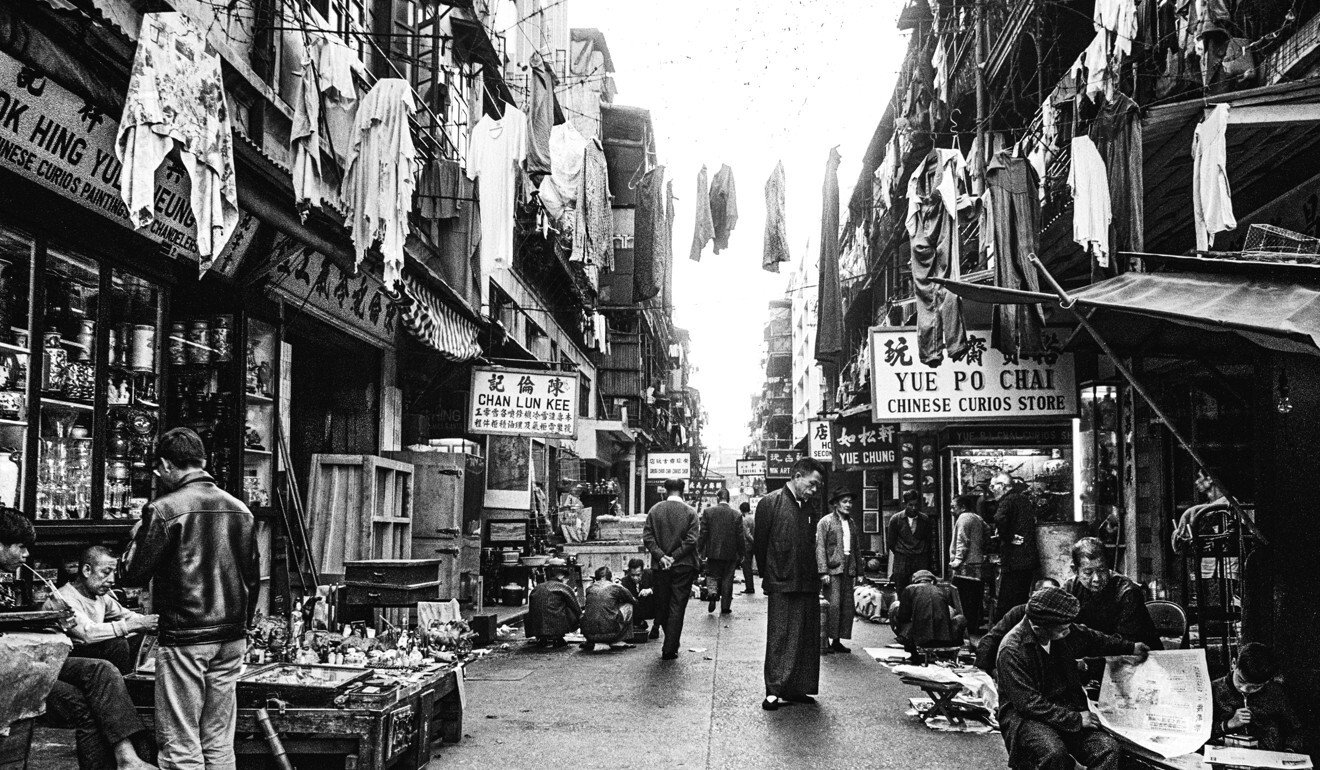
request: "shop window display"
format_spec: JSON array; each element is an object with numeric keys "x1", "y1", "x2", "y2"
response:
[{"x1": 0, "y1": 226, "x2": 33, "y2": 511}]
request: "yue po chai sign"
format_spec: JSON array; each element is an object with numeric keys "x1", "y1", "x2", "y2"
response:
[
  {"x1": 468, "y1": 366, "x2": 579, "y2": 439},
  {"x1": 869, "y1": 328, "x2": 1077, "y2": 422}
]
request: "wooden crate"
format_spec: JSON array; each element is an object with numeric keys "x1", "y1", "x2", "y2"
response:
[{"x1": 306, "y1": 454, "x2": 415, "y2": 581}]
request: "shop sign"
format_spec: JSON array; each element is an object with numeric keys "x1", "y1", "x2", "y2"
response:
[
  {"x1": 270, "y1": 243, "x2": 398, "y2": 348},
  {"x1": 688, "y1": 478, "x2": 724, "y2": 496},
  {"x1": 735, "y1": 458, "x2": 766, "y2": 477},
  {"x1": 468, "y1": 366, "x2": 579, "y2": 439},
  {"x1": 869, "y1": 327, "x2": 1077, "y2": 422},
  {"x1": 807, "y1": 418, "x2": 834, "y2": 463},
  {"x1": 646, "y1": 452, "x2": 691, "y2": 479},
  {"x1": 766, "y1": 449, "x2": 800, "y2": 479},
  {"x1": 0, "y1": 52, "x2": 199, "y2": 260},
  {"x1": 831, "y1": 413, "x2": 899, "y2": 470}
]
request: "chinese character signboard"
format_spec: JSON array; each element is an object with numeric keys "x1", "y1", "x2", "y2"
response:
[
  {"x1": 831, "y1": 413, "x2": 899, "y2": 470},
  {"x1": 807, "y1": 419, "x2": 834, "y2": 463},
  {"x1": 766, "y1": 449, "x2": 801, "y2": 478},
  {"x1": 646, "y1": 453, "x2": 692, "y2": 479},
  {"x1": 735, "y1": 458, "x2": 767, "y2": 477},
  {"x1": 869, "y1": 328, "x2": 1077, "y2": 422},
  {"x1": 468, "y1": 367, "x2": 579, "y2": 439},
  {"x1": 688, "y1": 479, "x2": 724, "y2": 496}
]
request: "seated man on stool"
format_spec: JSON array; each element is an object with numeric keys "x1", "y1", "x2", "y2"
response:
[
  {"x1": 996, "y1": 587, "x2": 1149, "y2": 770},
  {"x1": 0, "y1": 509, "x2": 156, "y2": 770},
  {"x1": 46, "y1": 546, "x2": 157, "y2": 674},
  {"x1": 620, "y1": 558, "x2": 656, "y2": 636},
  {"x1": 580, "y1": 566, "x2": 637, "y2": 652},
  {"x1": 890, "y1": 569, "x2": 965, "y2": 655}
]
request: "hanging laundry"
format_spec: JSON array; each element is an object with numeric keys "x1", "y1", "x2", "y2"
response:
[
  {"x1": 709, "y1": 164, "x2": 738, "y2": 254},
  {"x1": 466, "y1": 105, "x2": 529, "y2": 307},
  {"x1": 1192, "y1": 103, "x2": 1235, "y2": 252},
  {"x1": 525, "y1": 53, "x2": 562, "y2": 178},
  {"x1": 1094, "y1": 0, "x2": 1138, "y2": 57},
  {"x1": 591, "y1": 312, "x2": 610, "y2": 353},
  {"x1": 1071, "y1": 34, "x2": 1115, "y2": 103},
  {"x1": 663, "y1": 179, "x2": 676, "y2": 296},
  {"x1": 416, "y1": 160, "x2": 463, "y2": 222},
  {"x1": 815, "y1": 148, "x2": 844, "y2": 370},
  {"x1": 314, "y1": 35, "x2": 363, "y2": 166},
  {"x1": 985, "y1": 151, "x2": 1046, "y2": 358},
  {"x1": 117, "y1": 12, "x2": 238, "y2": 271},
  {"x1": 633, "y1": 165, "x2": 665, "y2": 302},
  {"x1": 1068, "y1": 135, "x2": 1113, "y2": 268},
  {"x1": 291, "y1": 34, "x2": 363, "y2": 215},
  {"x1": 906, "y1": 150, "x2": 969, "y2": 367},
  {"x1": 579, "y1": 139, "x2": 612, "y2": 270},
  {"x1": 538, "y1": 122, "x2": 588, "y2": 220},
  {"x1": 763, "y1": 161, "x2": 791, "y2": 272},
  {"x1": 1088, "y1": 93, "x2": 1143, "y2": 278},
  {"x1": 689, "y1": 165, "x2": 715, "y2": 261},
  {"x1": 340, "y1": 78, "x2": 419, "y2": 288}
]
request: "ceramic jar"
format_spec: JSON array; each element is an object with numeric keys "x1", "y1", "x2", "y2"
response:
[{"x1": 41, "y1": 330, "x2": 66, "y2": 392}]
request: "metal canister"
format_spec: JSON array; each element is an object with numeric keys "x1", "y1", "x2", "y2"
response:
[
  {"x1": 113, "y1": 323, "x2": 132, "y2": 367},
  {"x1": 74, "y1": 319, "x2": 95, "y2": 362},
  {"x1": 130, "y1": 324, "x2": 156, "y2": 372},
  {"x1": 187, "y1": 320, "x2": 210, "y2": 365},
  {"x1": 209, "y1": 316, "x2": 232, "y2": 363},
  {"x1": 169, "y1": 322, "x2": 187, "y2": 365},
  {"x1": 41, "y1": 330, "x2": 67, "y2": 391}
]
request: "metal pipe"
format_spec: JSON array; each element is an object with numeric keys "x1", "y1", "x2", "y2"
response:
[
  {"x1": 1028, "y1": 255, "x2": 1267, "y2": 545},
  {"x1": 254, "y1": 707, "x2": 295, "y2": 770}
]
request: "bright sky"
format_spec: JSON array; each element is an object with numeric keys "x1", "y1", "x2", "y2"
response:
[{"x1": 570, "y1": 0, "x2": 907, "y2": 453}]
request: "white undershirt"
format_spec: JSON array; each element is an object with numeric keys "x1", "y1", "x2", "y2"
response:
[{"x1": 840, "y1": 515, "x2": 852, "y2": 556}]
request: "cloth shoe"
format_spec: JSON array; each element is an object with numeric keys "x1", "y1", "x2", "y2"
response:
[
  {"x1": 648, "y1": 626, "x2": 661, "y2": 639},
  {"x1": 830, "y1": 641, "x2": 851, "y2": 653},
  {"x1": 761, "y1": 697, "x2": 781, "y2": 711}
]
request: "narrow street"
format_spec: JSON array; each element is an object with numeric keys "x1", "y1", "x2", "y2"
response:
[{"x1": 431, "y1": 585, "x2": 1004, "y2": 769}]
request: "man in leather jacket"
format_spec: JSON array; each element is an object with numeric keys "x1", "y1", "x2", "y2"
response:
[{"x1": 121, "y1": 428, "x2": 258, "y2": 770}]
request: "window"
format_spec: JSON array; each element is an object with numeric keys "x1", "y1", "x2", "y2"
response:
[{"x1": 578, "y1": 374, "x2": 591, "y2": 418}]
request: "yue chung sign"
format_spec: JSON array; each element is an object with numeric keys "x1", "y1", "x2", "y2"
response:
[
  {"x1": 832, "y1": 414, "x2": 899, "y2": 470},
  {"x1": 468, "y1": 367, "x2": 579, "y2": 439},
  {"x1": 646, "y1": 453, "x2": 691, "y2": 479},
  {"x1": 869, "y1": 328, "x2": 1077, "y2": 422}
]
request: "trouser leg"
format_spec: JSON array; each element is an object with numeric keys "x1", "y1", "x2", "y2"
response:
[
  {"x1": 198, "y1": 638, "x2": 244, "y2": 770},
  {"x1": 661, "y1": 567, "x2": 695, "y2": 656},
  {"x1": 72, "y1": 638, "x2": 134, "y2": 675},
  {"x1": 155, "y1": 643, "x2": 212, "y2": 770},
  {"x1": 741, "y1": 554, "x2": 755, "y2": 589},
  {"x1": 824, "y1": 575, "x2": 842, "y2": 639},
  {"x1": 996, "y1": 569, "x2": 1034, "y2": 622},
  {"x1": 652, "y1": 570, "x2": 672, "y2": 632},
  {"x1": 1064, "y1": 727, "x2": 1121, "y2": 770},
  {"x1": 713, "y1": 560, "x2": 736, "y2": 611},
  {"x1": 53, "y1": 656, "x2": 146, "y2": 769},
  {"x1": 1009, "y1": 718, "x2": 1077, "y2": 770},
  {"x1": 45, "y1": 679, "x2": 113, "y2": 770}
]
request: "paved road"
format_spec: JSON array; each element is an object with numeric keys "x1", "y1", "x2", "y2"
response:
[{"x1": 431, "y1": 584, "x2": 1005, "y2": 769}]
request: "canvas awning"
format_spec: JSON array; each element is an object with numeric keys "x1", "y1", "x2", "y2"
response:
[
  {"x1": 936, "y1": 271, "x2": 1320, "y2": 358},
  {"x1": 398, "y1": 275, "x2": 482, "y2": 362}
]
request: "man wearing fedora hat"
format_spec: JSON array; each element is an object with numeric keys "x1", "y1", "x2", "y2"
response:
[{"x1": 816, "y1": 487, "x2": 863, "y2": 653}]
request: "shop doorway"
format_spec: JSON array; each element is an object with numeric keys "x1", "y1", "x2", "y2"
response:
[{"x1": 286, "y1": 316, "x2": 382, "y2": 497}]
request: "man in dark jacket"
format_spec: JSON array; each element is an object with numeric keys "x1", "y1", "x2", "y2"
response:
[
  {"x1": 886, "y1": 490, "x2": 936, "y2": 589},
  {"x1": 620, "y1": 557, "x2": 656, "y2": 633},
  {"x1": 739, "y1": 502, "x2": 756, "y2": 593},
  {"x1": 580, "y1": 567, "x2": 636, "y2": 652},
  {"x1": 121, "y1": 428, "x2": 259, "y2": 770},
  {"x1": 699, "y1": 488, "x2": 744, "y2": 614},
  {"x1": 996, "y1": 587, "x2": 1148, "y2": 770},
  {"x1": 892, "y1": 569, "x2": 965, "y2": 654},
  {"x1": 755, "y1": 458, "x2": 826, "y2": 711},
  {"x1": 975, "y1": 577, "x2": 1059, "y2": 674},
  {"x1": 642, "y1": 477, "x2": 700, "y2": 660},
  {"x1": 1064, "y1": 537, "x2": 1161, "y2": 649},
  {"x1": 526, "y1": 567, "x2": 581, "y2": 647},
  {"x1": 992, "y1": 472, "x2": 1039, "y2": 621}
]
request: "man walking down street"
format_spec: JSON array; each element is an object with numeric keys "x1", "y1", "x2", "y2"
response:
[
  {"x1": 739, "y1": 502, "x2": 756, "y2": 593},
  {"x1": 816, "y1": 487, "x2": 862, "y2": 653},
  {"x1": 755, "y1": 458, "x2": 826, "y2": 711},
  {"x1": 993, "y1": 473, "x2": 1040, "y2": 621},
  {"x1": 642, "y1": 478, "x2": 700, "y2": 660},
  {"x1": 699, "y1": 488, "x2": 744, "y2": 614},
  {"x1": 886, "y1": 490, "x2": 936, "y2": 589},
  {"x1": 121, "y1": 428, "x2": 259, "y2": 770}
]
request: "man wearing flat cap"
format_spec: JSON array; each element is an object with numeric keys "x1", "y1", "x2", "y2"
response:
[
  {"x1": 816, "y1": 487, "x2": 863, "y2": 653},
  {"x1": 996, "y1": 587, "x2": 1150, "y2": 770}
]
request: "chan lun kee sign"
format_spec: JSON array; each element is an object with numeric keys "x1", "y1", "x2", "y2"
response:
[
  {"x1": 869, "y1": 327, "x2": 1077, "y2": 422},
  {"x1": 468, "y1": 366, "x2": 579, "y2": 439},
  {"x1": 647, "y1": 453, "x2": 691, "y2": 479}
]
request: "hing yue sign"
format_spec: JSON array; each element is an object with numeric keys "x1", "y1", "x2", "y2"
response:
[
  {"x1": 468, "y1": 367, "x2": 579, "y2": 439},
  {"x1": 869, "y1": 328, "x2": 1077, "y2": 422}
]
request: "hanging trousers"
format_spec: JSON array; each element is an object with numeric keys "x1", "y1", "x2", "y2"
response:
[
  {"x1": 909, "y1": 198, "x2": 967, "y2": 367},
  {"x1": 986, "y1": 153, "x2": 1046, "y2": 358}
]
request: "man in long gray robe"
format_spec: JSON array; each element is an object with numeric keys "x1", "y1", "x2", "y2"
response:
[{"x1": 754, "y1": 457, "x2": 826, "y2": 710}]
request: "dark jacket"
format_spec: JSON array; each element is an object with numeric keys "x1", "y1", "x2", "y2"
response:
[
  {"x1": 526, "y1": 581, "x2": 581, "y2": 638},
  {"x1": 754, "y1": 487, "x2": 819, "y2": 594},
  {"x1": 816, "y1": 511, "x2": 863, "y2": 577},
  {"x1": 120, "y1": 471, "x2": 259, "y2": 646},
  {"x1": 621, "y1": 569, "x2": 656, "y2": 620},
  {"x1": 1063, "y1": 573, "x2": 1162, "y2": 649},
  {"x1": 996, "y1": 619, "x2": 1135, "y2": 743},
  {"x1": 699, "y1": 503, "x2": 745, "y2": 563},
  {"x1": 976, "y1": 603, "x2": 1028, "y2": 673},
  {"x1": 642, "y1": 499, "x2": 700, "y2": 571},
  {"x1": 894, "y1": 580, "x2": 963, "y2": 647},
  {"x1": 886, "y1": 511, "x2": 936, "y2": 558},
  {"x1": 1209, "y1": 675, "x2": 1304, "y2": 752},
  {"x1": 580, "y1": 582, "x2": 635, "y2": 642},
  {"x1": 994, "y1": 491, "x2": 1039, "y2": 570}
]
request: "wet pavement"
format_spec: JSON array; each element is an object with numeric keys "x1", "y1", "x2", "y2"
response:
[{"x1": 430, "y1": 582, "x2": 1006, "y2": 768}]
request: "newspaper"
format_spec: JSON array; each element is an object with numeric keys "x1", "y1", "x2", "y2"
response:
[{"x1": 1093, "y1": 649, "x2": 1212, "y2": 759}]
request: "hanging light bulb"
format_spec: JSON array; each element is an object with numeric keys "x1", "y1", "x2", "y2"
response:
[{"x1": 1276, "y1": 368, "x2": 1294, "y2": 415}]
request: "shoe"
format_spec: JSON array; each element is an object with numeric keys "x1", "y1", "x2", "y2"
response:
[
  {"x1": 708, "y1": 599, "x2": 717, "y2": 613},
  {"x1": 648, "y1": 627, "x2": 661, "y2": 640},
  {"x1": 660, "y1": 652, "x2": 678, "y2": 661},
  {"x1": 610, "y1": 642, "x2": 636, "y2": 650},
  {"x1": 720, "y1": 608, "x2": 732, "y2": 614},
  {"x1": 784, "y1": 694, "x2": 818, "y2": 706},
  {"x1": 831, "y1": 641, "x2": 851, "y2": 653},
  {"x1": 579, "y1": 641, "x2": 594, "y2": 651},
  {"x1": 761, "y1": 697, "x2": 781, "y2": 711},
  {"x1": 820, "y1": 645, "x2": 834, "y2": 655},
  {"x1": 550, "y1": 639, "x2": 568, "y2": 648},
  {"x1": 740, "y1": 590, "x2": 755, "y2": 594}
]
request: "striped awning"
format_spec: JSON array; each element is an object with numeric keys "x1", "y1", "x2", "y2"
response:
[{"x1": 399, "y1": 275, "x2": 482, "y2": 362}]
